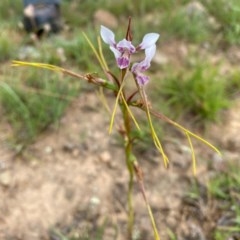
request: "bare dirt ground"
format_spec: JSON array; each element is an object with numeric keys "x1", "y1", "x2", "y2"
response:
[
  {"x1": 1, "y1": 40, "x2": 240, "y2": 239},
  {"x1": 1, "y1": 88, "x2": 240, "y2": 240}
]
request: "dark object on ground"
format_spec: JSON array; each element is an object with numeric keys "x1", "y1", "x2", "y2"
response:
[{"x1": 23, "y1": 0, "x2": 62, "y2": 38}]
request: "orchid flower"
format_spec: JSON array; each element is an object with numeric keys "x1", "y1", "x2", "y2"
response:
[
  {"x1": 131, "y1": 44, "x2": 157, "y2": 86},
  {"x1": 100, "y1": 25, "x2": 135, "y2": 69},
  {"x1": 100, "y1": 25, "x2": 160, "y2": 70}
]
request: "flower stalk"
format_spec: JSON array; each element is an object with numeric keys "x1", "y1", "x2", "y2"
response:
[{"x1": 117, "y1": 67, "x2": 135, "y2": 238}]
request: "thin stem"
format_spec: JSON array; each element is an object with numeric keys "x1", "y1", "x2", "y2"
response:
[
  {"x1": 122, "y1": 105, "x2": 135, "y2": 239},
  {"x1": 139, "y1": 87, "x2": 168, "y2": 167},
  {"x1": 134, "y1": 162, "x2": 161, "y2": 240},
  {"x1": 120, "y1": 72, "x2": 135, "y2": 239},
  {"x1": 126, "y1": 143, "x2": 134, "y2": 239}
]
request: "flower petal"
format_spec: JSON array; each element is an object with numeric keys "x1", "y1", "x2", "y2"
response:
[
  {"x1": 117, "y1": 56, "x2": 130, "y2": 69},
  {"x1": 136, "y1": 73, "x2": 149, "y2": 86},
  {"x1": 117, "y1": 39, "x2": 135, "y2": 53},
  {"x1": 131, "y1": 61, "x2": 149, "y2": 84},
  {"x1": 131, "y1": 62, "x2": 138, "y2": 73},
  {"x1": 145, "y1": 44, "x2": 157, "y2": 62},
  {"x1": 100, "y1": 25, "x2": 116, "y2": 46},
  {"x1": 139, "y1": 33, "x2": 160, "y2": 49},
  {"x1": 110, "y1": 46, "x2": 121, "y2": 59},
  {"x1": 132, "y1": 45, "x2": 156, "y2": 73}
]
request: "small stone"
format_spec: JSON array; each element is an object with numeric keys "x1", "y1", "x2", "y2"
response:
[
  {"x1": 0, "y1": 160, "x2": 10, "y2": 170},
  {"x1": 56, "y1": 47, "x2": 66, "y2": 62},
  {"x1": 179, "y1": 145, "x2": 191, "y2": 154},
  {"x1": 62, "y1": 142, "x2": 75, "y2": 152},
  {"x1": 211, "y1": 152, "x2": 227, "y2": 171},
  {"x1": 94, "y1": 9, "x2": 118, "y2": 29},
  {"x1": 179, "y1": 222, "x2": 206, "y2": 240},
  {"x1": 208, "y1": 16, "x2": 220, "y2": 30},
  {"x1": 90, "y1": 196, "x2": 100, "y2": 206},
  {"x1": 99, "y1": 151, "x2": 111, "y2": 163},
  {"x1": 72, "y1": 149, "x2": 80, "y2": 157},
  {"x1": 166, "y1": 212, "x2": 179, "y2": 228},
  {"x1": 44, "y1": 146, "x2": 53, "y2": 154},
  {"x1": 18, "y1": 46, "x2": 40, "y2": 60},
  {"x1": 0, "y1": 171, "x2": 11, "y2": 187},
  {"x1": 185, "y1": 1, "x2": 206, "y2": 17}
]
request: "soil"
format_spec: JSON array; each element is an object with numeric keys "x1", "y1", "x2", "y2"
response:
[{"x1": 1, "y1": 84, "x2": 240, "y2": 240}]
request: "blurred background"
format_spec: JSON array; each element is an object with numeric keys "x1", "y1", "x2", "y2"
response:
[{"x1": 0, "y1": 0, "x2": 240, "y2": 239}]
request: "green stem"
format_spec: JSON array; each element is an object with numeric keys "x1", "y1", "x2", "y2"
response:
[
  {"x1": 121, "y1": 85, "x2": 135, "y2": 239},
  {"x1": 126, "y1": 149, "x2": 134, "y2": 239},
  {"x1": 133, "y1": 162, "x2": 161, "y2": 240}
]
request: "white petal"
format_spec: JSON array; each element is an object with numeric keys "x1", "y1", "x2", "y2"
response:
[
  {"x1": 110, "y1": 46, "x2": 121, "y2": 59},
  {"x1": 139, "y1": 33, "x2": 160, "y2": 49},
  {"x1": 100, "y1": 25, "x2": 116, "y2": 46},
  {"x1": 145, "y1": 44, "x2": 156, "y2": 62}
]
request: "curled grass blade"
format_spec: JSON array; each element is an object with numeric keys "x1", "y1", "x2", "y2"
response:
[
  {"x1": 171, "y1": 119, "x2": 221, "y2": 156},
  {"x1": 0, "y1": 82, "x2": 34, "y2": 137},
  {"x1": 12, "y1": 61, "x2": 88, "y2": 82},
  {"x1": 141, "y1": 108, "x2": 221, "y2": 156},
  {"x1": 147, "y1": 204, "x2": 161, "y2": 240},
  {"x1": 139, "y1": 88, "x2": 169, "y2": 167},
  {"x1": 134, "y1": 161, "x2": 161, "y2": 240},
  {"x1": 97, "y1": 36, "x2": 108, "y2": 71},
  {"x1": 12, "y1": 61, "x2": 63, "y2": 71},
  {"x1": 185, "y1": 132, "x2": 197, "y2": 175},
  {"x1": 82, "y1": 32, "x2": 106, "y2": 71}
]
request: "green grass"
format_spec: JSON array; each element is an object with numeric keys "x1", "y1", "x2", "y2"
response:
[
  {"x1": 0, "y1": 68, "x2": 80, "y2": 144},
  {"x1": 225, "y1": 69, "x2": 240, "y2": 98},
  {"x1": 186, "y1": 162, "x2": 240, "y2": 240},
  {"x1": 201, "y1": 0, "x2": 240, "y2": 45},
  {"x1": 0, "y1": 0, "x2": 22, "y2": 23},
  {"x1": 208, "y1": 163, "x2": 240, "y2": 239},
  {"x1": 0, "y1": 29, "x2": 17, "y2": 61},
  {"x1": 158, "y1": 63, "x2": 229, "y2": 124},
  {"x1": 50, "y1": 218, "x2": 117, "y2": 240},
  {"x1": 160, "y1": 5, "x2": 212, "y2": 43},
  {"x1": 0, "y1": 24, "x2": 23, "y2": 62}
]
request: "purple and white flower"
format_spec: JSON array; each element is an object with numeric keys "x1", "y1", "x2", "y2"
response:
[
  {"x1": 100, "y1": 25, "x2": 135, "y2": 69},
  {"x1": 131, "y1": 45, "x2": 157, "y2": 86},
  {"x1": 100, "y1": 25, "x2": 159, "y2": 85},
  {"x1": 100, "y1": 25, "x2": 160, "y2": 70}
]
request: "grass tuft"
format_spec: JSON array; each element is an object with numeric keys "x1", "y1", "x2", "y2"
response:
[
  {"x1": 0, "y1": 68, "x2": 80, "y2": 144},
  {"x1": 159, "y1": 63, "x2": 229, "y2": 124},
  {"x1": 201, "y1": 0, "x2": 240, "y2": 45}
]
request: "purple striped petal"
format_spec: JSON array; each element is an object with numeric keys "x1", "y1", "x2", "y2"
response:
[
  {"x1": 136, "y1": 74, "x2": 149, "y2": 86},
  {"x1": 117, "y1": 39, "x2": 135, "y2": 54},
  {"x1": 117, "y1": 56, "x2": 130, "y2": 69}
]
